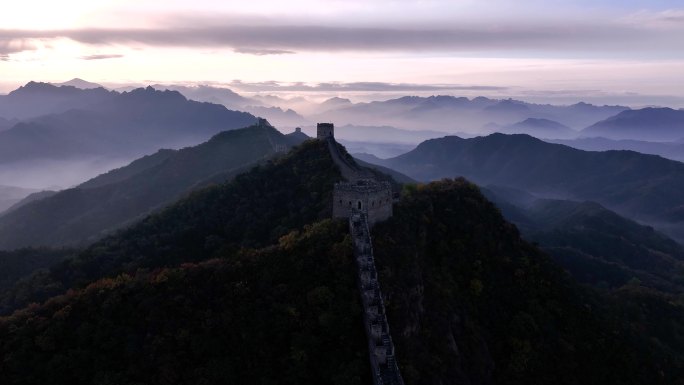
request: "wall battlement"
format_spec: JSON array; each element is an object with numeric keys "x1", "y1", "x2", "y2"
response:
[
  {"x1": 317, "y1": 122, "x2": 335, "y2": 139},
  {"x1": 333, "y1": 179, "x2": 393, "y2": 225},
  {"x1": 319, "y1": 122, "x2": 393, "y2": 225},
  {"x1": 322, "y1": 122, "x2": 402, "y2": 384},
  {"x1": 350, "y1": 212, "x2": 404, "y2": 385}
]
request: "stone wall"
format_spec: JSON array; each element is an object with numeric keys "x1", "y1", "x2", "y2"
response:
[
  {"x1": 317, "y1": 123, "x2": 334, "y2": 139},
  {"x1": 333, "y1": 180, "x2": 393, "y2": 225}
]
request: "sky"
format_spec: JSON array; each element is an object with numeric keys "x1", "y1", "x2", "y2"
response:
[{"x1": 1, "y1": 0, "x2": 684, "y2": 106}]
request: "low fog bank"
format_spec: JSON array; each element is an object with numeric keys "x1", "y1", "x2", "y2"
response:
[{"x1": 0, "y1": 157, "x2": 133, "y2": 190}]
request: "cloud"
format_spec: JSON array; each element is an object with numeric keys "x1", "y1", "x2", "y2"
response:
[
  {"x1": 621, "y1": 9, "x2": 684, "y2": 29},
  {"x1": 80, "y1": 54, "x2": 124, "y2": 60},
  {"x1": 0, "y1": 14, "x2": 682, "y2": 57},
  {"x1": 0, "y1": 38, "x2": 37, "y2": 59},
  {"x1": 227, "y1": 80, "x2": 507, "y2": 92},
  {"x1": 233, "y1": 48, "x2": 294, "y2": 55}
]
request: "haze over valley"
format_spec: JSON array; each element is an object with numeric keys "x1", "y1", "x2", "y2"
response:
[{"x1": 2, "y1": 1, "x2": 684, "y2": 384}]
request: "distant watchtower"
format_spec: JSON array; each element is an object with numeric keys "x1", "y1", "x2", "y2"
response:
[{"x1": 317, "y1": 123, "x2": 335, "y2": 139}]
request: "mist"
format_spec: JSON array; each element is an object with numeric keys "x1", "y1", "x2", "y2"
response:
[{"x1": 0, "y1": 157, "x2": 132, "y2": 190}]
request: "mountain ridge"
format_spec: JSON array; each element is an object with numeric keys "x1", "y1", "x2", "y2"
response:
[
  {"x1": 370, "y1": 133, "x2": 684, "y2": 242},
  {"x1": 583, "y1": 107, "x2": 684, "y2": 141},
  {"x1": 0, "y1": 124, "x2": 293, "y2": 249}
]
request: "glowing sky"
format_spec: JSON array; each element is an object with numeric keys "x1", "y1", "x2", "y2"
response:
[{"x1": 1, "y1": 0, "x2": 684, "y2": 105}]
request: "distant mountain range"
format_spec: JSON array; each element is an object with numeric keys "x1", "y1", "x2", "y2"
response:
[
  {"x1": 0, "y1": 185, "x2": 39, "y2": 213},
  {"x1": 551, "y1": 136, "x2": 684, "y2": 162},
  {"x1": 0, "y1": 141, "x2": 677, "y2": 383},
  {"x1": 0, "y1": 83, "x2": 257, "y2": 164},
  {"x1": 490, "y1": 118, "x2": 578, "y2": 139},
  {"x1": 365, "y1": 133, "x2": 684, "y2": 242},
  {"x1": 0, "y1": 123, "x2": 301, "y2": 249},
  {"x1": 582, "y1": 107, "x2": 684, "y2": 141},
  {"x1": 150, "y1": 84, "x2": 258, "y2": 109},
  {"x1": 483, "y1": 186, "x2": 684, "y2": 293},
  {"x1": 243, "y1": 106, "x2": 309, "y2": 127},
  {"x1": 51, "y1": 78, "x2": 104, "y2": 90},
  {"x1": 312, "y1": 95, "x2": 628, "y2": 132},
  {"x1": 0, "y1": 82, "x2": 115, "y2": 120}
]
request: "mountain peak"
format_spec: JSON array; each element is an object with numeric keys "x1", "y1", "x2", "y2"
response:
[
  {"x1": 53, "y1": 78, "x2": 103, "y2": 89},
  {"x1": 11, "y1": 81, "x2": 60, "y2": 94},
  {"x1": 124, "y1": 86, "x2": 188, "y2": 102},
  {"x1": 584, "y1": 106, "x2": 684, "y2": 141}
]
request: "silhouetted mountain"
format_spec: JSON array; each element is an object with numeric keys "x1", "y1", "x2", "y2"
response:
[
  {"x1": 583, "y1": 107, "x2": 684, "y2": 141},
  {"x1": 0, "y1": 124, "x2": 290, "y2": 249},
  {"x1": 4, "y1": 190, "x2": 58, "y2": 213},
  {"x1": 314, "y1": 95, "x2": 627, "y2": 132},
  {"x1": 78, "y1": 149, "x2": 177, "y2": 189},
  {"x1": 551, "y1": 136, "x2": 684, "y2": 162},
  {"x1": 318, "y1": 96, "x2": 352, "y2": 112},
  {"x1": 340, "y1": 140, "x2": 417, "y2": 159},
  {"x1": 353, "y1": 152, "x2": 385, "y2": 164},
  {"x1": 244, "y1": 106, "x2": 309, "y2": 127},
  {"x1": 51, "y1": 78, "x2": 104, "y2": 89},
  {"x1": 0, "y1": 185, "x2": 38, "y2": 213},
  {"x1": 0, "y1": 146, "x2": 677, "y2": 383},
  {"x1": 372, "y1": 133, "x2": 684, "y2": 241},
  {"x1": 484, "y1": 187, "x2": 684, "y2": 293},
  {"x1": 0, "y1": 82, "x2": 115, "y2": 120},
  {"x1": 526, "y1": 199, "x2": 684, "y2": 292},
  {"x1": 151, "y1": 84, "x2": 260, "y2": 109},
  {"x1": 0, "y1": 139, "x2": 343, "y2": 313},
  {"x1": 483, "y1": 99, "x2": 531, "y2": 120},
  {"x1": 0, "y1": 85, "x2": 257, "y2": 164},
  {"x1": 333, "y1": 124, "x2": 448, "y2": 144},
  {"x1": 496, "y1": 118, "x2": 578, "y2": 139}
]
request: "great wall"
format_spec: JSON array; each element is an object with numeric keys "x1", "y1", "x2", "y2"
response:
[{"x1": 318, "y1": 123, "x2": 404, "y2": 385}]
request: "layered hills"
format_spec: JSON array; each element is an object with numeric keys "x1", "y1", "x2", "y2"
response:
[
  {"x1": 0, "y1": 141, "x2": 678, "y2": 384},
  {"x1": 0, "y1": 85, "x2": 257, "y2": 165},
  {"x1": 0, "y1": 185, "x2": 39, "y2": 213},
  {"x1": 493, "y1": 118, "x2": 577, "y2": 139},
  {"x1": 313, "y1": 95, "x2": 627, "y2": 131},
  {"x1": 369, "y1": 133, "x2": 684, "y2": 241},
  {"x1": 583, "y1": 107, "x2": 684, "y2": 141},
  {"x1": 0, "y1": 123, "x2": 299, "y2": 250},
  {"x1": 551, "y1": 136, "x2": 684, "y2": 163},
  {"x1": 483, "y1": 187, "x2": 684, "y2": 293}
]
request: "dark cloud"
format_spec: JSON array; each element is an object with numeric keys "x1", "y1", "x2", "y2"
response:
[
  {"x1": 228, "y1": 80, "x2": 507, "y2": 92},
  {"x1": 0, "y1": 38, "x2": 36, "y2": 59},
  {"x1": 80, "y1": 54, "x2": 124, "y2": 60},
  {"x1": 0, "y1": 18, "x2": 682, "y2": 56},
  {"x1": 233, "y1": 48, "x2": 295, "y2": 55}
]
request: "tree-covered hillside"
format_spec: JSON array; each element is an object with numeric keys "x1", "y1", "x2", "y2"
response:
[
  {"x1": 0, "y1": 124, "x2": 301, "y2": 250},
  {"x1": 1, "y1": 140, "x2": 683, "y2": 384},
  {"x1": 0, "y1": 139, "x2": 341, "y2": 314},
  {"x1": 373, "y1": 180, "x2": 675, "y2": 385},
  {"x1": 0, "y1": 220, "x2": 371, "y2": 385},
  {"x1": 376, "y1": 133, "x2": 684, "y2": 242}
]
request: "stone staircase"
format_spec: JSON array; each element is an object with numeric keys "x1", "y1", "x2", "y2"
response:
[{"x1": 349, "y1": 211, "x2": 404, "y2": 385}]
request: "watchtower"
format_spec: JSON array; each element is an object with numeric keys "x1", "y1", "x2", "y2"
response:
[
  {"x1": 333, "y1": 179, "x2": 393, "y2": 226},
  {"x1": 317, "y1": 123, "x2": 335, "y2": 139}
]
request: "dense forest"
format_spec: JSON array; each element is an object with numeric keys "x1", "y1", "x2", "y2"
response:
[
  {"x1": 0, "y1": 139, "x2": 340, "y2": 314},
  {"x1": 1, "y1": 139, "x2": 684, "y2": 384}
]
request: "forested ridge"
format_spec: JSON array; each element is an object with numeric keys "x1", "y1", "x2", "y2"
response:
[{"x1": 0, "y1": 141, "x2": 683, "y2": 384}]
